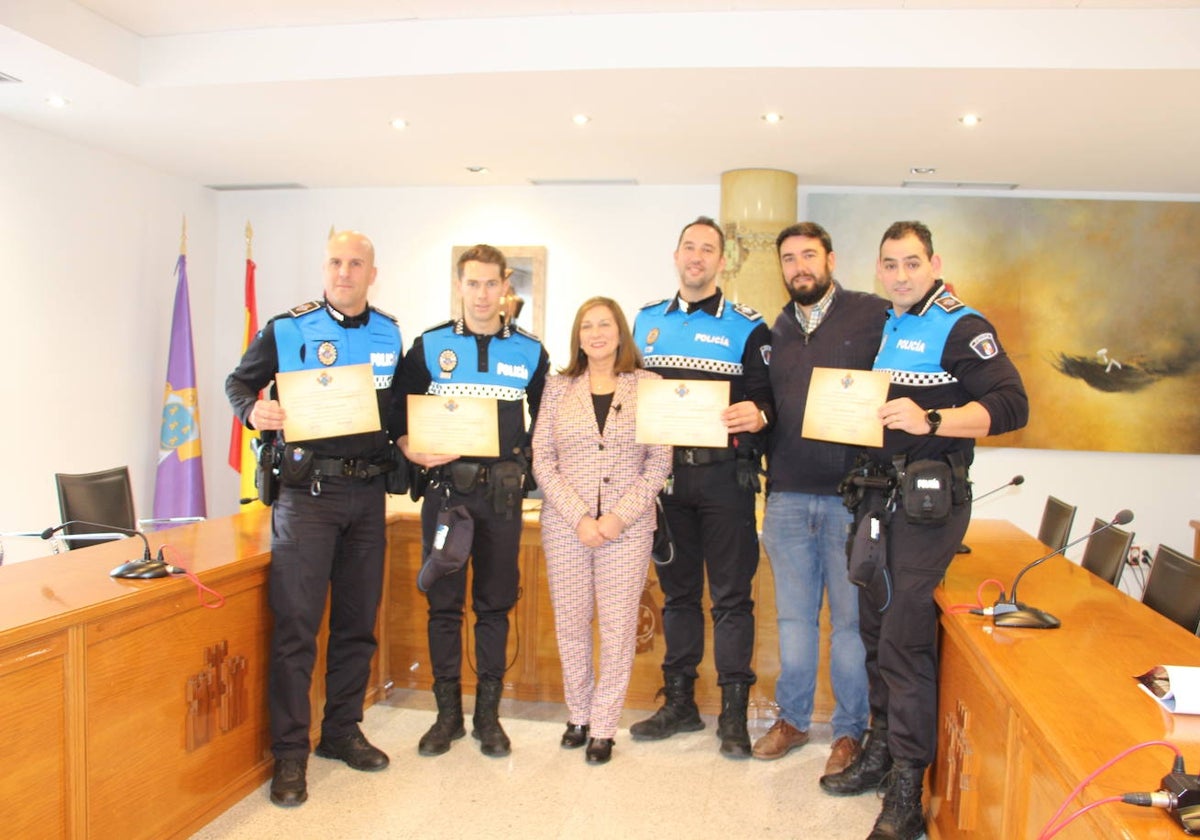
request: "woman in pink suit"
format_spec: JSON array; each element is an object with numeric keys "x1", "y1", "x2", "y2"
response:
[{"x1": 533, "y1": 297, "x2": 672, "y2": 765}]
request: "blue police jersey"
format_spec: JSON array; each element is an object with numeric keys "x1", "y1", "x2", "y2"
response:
[
  {"x1": 274, "y1": 300, "x2": 402, "y2": 389},
  {"x1": 420, "y1": 321, "x2": 542, "y2": 400},
  {"x1": 634, "y1": 297, "x2": 761, "y2": 377},
  {"x1": 873, "y1": 294, "x2": 978, "y2": 388}
]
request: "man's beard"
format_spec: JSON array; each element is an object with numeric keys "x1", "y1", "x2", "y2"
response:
[{"x1": 787, "y1": 272, "x2": 832, "y2": 306}]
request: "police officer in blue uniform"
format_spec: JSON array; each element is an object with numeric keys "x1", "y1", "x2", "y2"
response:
[
  {"x1": 226, "y1": 231, "x2": 404, "y2": 808},
  {"x1": 398, "y1": 244, "x2": 549, "y2": 760},
  {"x1": 819, "y1": 221, "x2": 1028, "y2": 840},
  {"x1": 629, "y1": 217, "x2": 774, "y2": 758}
]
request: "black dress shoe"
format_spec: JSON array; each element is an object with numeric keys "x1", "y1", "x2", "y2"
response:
[
  {"x1": 561, "y1": 723, "x2": 589, "y2": 749},
  {"x1": 585, "y1": 737, "x2": 614, "y2": 764},
  {"x1": 270, "y1": 757, "x2": 308, "y2": 807},
  {"x1": 315, "y1": 729, "x2": 390, "y2": 771}
]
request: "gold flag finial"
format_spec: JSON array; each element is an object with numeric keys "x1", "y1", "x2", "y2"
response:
[
  {"x1": 180, "y1": 215, "x2": 188, "y2": 255},
  {"x1": 328, "y1": 224, "x2": 336, "y2": 240},
  {"x1": 245, "y1": 221, "x2": 254, "y2": 259}
]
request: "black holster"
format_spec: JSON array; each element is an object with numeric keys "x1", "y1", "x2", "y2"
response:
[
  {"x1": 385, "y1": 445, "x2": 410, "y2": 495},
  {"x1": 253, "y1": 435, "x2": 281, "y2": 507},
  {"x1": 488, "y1": 460, "x2": 525, "y2": 519}
]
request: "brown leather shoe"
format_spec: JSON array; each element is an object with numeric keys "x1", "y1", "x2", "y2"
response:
[
  {"x1": 751, "y1": 718, "x2": 809, "y2": 760},
  {"x1": 825, "y1": 735, "x2": 862, "y2": 776}
]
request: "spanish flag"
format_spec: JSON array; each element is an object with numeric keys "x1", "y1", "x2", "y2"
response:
[{"x1": 228, "y1": 255, "x2": 262, "y2": 507}]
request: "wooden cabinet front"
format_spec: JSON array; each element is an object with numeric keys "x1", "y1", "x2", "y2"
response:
[{"x1": 385, "y1": 499, "x2": 836, "y2": 718}]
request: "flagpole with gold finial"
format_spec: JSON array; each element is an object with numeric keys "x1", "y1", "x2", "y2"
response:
[
  {"x1": 180, "y1": 215, "x2": 187, "y2": 256},
  {"x1": 245, "y1": 220, "x2": 253, "y2": 259}
]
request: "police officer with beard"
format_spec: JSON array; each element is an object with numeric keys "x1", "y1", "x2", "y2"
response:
[{"x1": 629, "y1": 216, "x2": 773, "y2": 758}]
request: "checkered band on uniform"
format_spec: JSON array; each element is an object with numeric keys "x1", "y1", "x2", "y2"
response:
[
  {"x1": 641, "y1": 354, "x2": 743, "y2": 376},
  {"x1": 428, "y1": 382, "x2": 526, "y2": 401},
  {"x1": 879, "y1": 368, "x2": 959, "y2": 388}
]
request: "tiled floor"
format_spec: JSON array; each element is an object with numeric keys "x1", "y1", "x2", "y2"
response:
[{"x1": 192, "y1": 689, "x2": 891, "y2": 839}]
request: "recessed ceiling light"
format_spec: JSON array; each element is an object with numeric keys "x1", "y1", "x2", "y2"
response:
[
  {"x1": 466, "y1": 166, "x2": 489, "y2": 174},
  {"x1": 389, "y1": 118, "x2": 408, "y2": 130},
  {"x1": 572, "y1": 114, "x2": 591, "y2": 126},
  {"x1": 910, "y1": 167, "x2": 937, "y2": 175},
  {"x1": 45, "y1": 94, "x2": 70, "y2": 108},
  {"x1": 958, "y1": 113, "x2": 982, "y2": 127},
  {"x1": 761, "y1": 112, "x2": 783, "y2": 124}
]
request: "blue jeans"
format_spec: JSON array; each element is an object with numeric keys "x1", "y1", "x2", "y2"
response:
[{"x1": 761, "y1": 492, "x2": 868, "y2": 740}]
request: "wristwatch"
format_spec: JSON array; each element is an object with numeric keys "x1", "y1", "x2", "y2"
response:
[
  {"x1": 925, "y1": 409, "x2": 942, "y2": 436},
  {"x1": 758, "y1": 409, "x2": 769, "y2": 431}
]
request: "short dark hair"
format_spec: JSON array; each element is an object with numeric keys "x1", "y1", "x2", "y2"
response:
[
  {"x1": 560, "y1": 297, "x2": 642, "y2": 377},
  {"x1": 776, "y1": 222, "x2": 833, "y2": 256},
  {"x1": 879, "y1": 221, "x2": 934, "y2": 259},
  {"x1": 677, "y1": 216, "x2": 725, "y2": 255},
  {"x1": 456, "y1": 244, "x2": 507, "y2": 279}
]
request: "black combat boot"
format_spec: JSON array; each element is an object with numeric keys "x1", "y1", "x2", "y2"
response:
[
  {"x1": 867, "y1": 761, "x2": 927, "y2": 840},
  {"x1": 629, "y1": 672, "x2": 705, "y2": 741},
  {"x1": 471, "y1": 678, "x2": 512, "y2": 757},
  {"x1": 418, "y1": 678, "x2": 466, "y2": 757},
  {"x1": 716, "y1": 682, "x2": 752, "y2": 758},
  {"x1": 819, "y1": 720, "x2": 893, "y2": 796}
]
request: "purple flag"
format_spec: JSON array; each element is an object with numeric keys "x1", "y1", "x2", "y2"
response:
[{"x1": 153, "y1": 254, "x2": 207, "y2": 520}]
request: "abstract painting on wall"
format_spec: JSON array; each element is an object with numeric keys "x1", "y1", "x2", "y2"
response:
[{"x1": 808, "y1": 193, "x2": 1200, "y2": 454}]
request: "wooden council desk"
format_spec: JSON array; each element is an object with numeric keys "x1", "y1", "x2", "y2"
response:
[
  {"x1": 931, "y1": 519, "x2": 1200, "y2": 839},
  {"x1": 0, "y1": 508, "x2": 391, "y2": 840}
]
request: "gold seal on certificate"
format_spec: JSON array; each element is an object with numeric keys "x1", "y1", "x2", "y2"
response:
[
  {"x1": 635, "y1": 378, "x2": 730, "y2": 448},
  {"x1": 801, "y1": 367, "x2": 890, "y2": 447},
  {"x1": 407, "y1": 394, "x2": 500, "y2": 457},
  {"x1": 275, "y1": 362, "x2": 381, "y2": 442}
]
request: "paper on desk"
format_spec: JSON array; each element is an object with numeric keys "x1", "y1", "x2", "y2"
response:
[{"x1": 1135, "y1": 665, "x2": 1200, "y2": 714}]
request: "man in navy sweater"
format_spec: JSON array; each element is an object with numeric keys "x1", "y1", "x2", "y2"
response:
[{"x1": 755, "y1": 222, "x2": 888, "y2": 779}]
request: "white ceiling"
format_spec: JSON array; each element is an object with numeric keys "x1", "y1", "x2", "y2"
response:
[{"x1": 2, "y1": 1, "x2": 1199, "y2": 193}]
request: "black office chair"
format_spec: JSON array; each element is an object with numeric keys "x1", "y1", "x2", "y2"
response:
[
  {"x1": 1141, "y1": 544, "x2": 1200, "y2": 633},
  {"x1": 1078, "y1": 516, "x2": 1135, "y2": 587},
  {"x1": 54, "y1": 467, "x2": 138, "y2": 548},
  {"x1": 1037, "y1": 495, "x2": 1076, "y2": 552}
]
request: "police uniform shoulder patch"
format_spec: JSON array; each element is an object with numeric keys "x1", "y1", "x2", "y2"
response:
[
  {"x1": 288, "y1": 300, "x2": 322, "y2": 318},
  {"x1": 933, "y1": 293, "x2": 965, "y2": 313},
  {"x1": 370, "y1": 305, "x2": 399, "y2": 323},
  {"x1": 730, "y1": 301, "x2": 763, "y2": 321},
  {"x1": 639, "y1": 298, "x2": 670, "y2": 310},
  {"x1": 513, "y1": 324, "x2": 542, "y2": 342},
  {"x1": 969, "y1": 332, "x2": 1000, "y2": 359}
]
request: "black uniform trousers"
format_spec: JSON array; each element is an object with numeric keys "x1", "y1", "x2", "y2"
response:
[
  {"x1": 420, "y1": 483, "x2": 522, "y2": 682},
  {"x1": 856, "y1": 496, "x2": 971, "y2": 767},
  {"x1": 268, "y1": 475, "x2": 387, "y2": 760},
  {"x1": 656, "y1": 458, "x2": 759, "y2": 686}
]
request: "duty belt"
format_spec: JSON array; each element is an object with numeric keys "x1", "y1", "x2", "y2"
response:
[
  {"x1": 310, "y1": 456, "x2": 392, "y2": 480},
  {"x1": 673, "y1": 447, "x2": 737, "y2": 467}
]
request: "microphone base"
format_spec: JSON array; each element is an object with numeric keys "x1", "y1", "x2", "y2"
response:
[{"x1": 993, "y1": 602, "x2": 1061, "y2": 629}]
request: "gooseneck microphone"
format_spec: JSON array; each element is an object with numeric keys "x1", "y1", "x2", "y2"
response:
[
  {"x1": 988, "y1": 509, "x2": 1134, "y2": 630},
  {"x1": 973, "y1": 474, "x2": 1024, "y2": 504},
  {"x1": 40, "y1": 520, "x2": 179, "y2": 579},
  {"x1": 958, "y1": 475, "x2": 1025, "y2": 554}
]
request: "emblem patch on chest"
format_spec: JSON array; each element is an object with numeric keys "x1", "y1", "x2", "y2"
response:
[
  {"x1": 317, "y1": 341, "x2": 338, "y2": 366},
  {"x1": 439, "y1": 349, "x2": 458, "y2": 373}
]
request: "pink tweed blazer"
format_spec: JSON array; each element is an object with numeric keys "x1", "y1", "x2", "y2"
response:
[{"x1": 532, "y1": 368, "x2": 671, "y2": 532}]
